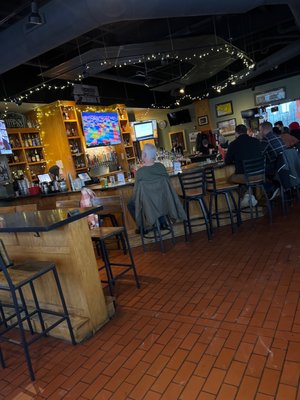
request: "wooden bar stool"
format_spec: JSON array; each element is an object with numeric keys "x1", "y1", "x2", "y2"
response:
[
  {"x1": 56, "y1": 199, "x2": 126, "y2": 252},
  {"x1": 0, "y1": 240, "x2": 76, "y2": 381}
]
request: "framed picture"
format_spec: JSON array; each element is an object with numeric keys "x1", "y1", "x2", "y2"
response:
[
  {"x1": 198, "y1": 115, "x2": 208, "y2": 126},
  {"x1": 217, "y1": 118, "x2": 236, "y2": 136},
  {"x1": 215, "y1": 101, "x2": 233, "y2": 117},
  {"x1": 169, "y1": 130, "x2": 186, "y2": 151}
]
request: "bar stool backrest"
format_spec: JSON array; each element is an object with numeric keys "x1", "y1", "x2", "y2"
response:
[
  {"x1": 178, "y1": 168, "x2": 206, "y2": 198},
  {"x1": 0, "y1": 239, "x2": 13, "y2": 268},
  {"x1": 204, "y1": 167, "x2": 217, "y2": 191},
  {"x1": 91, "y1": 196, "x2": 124, "y2": 221},
  {"x1": 242, "y1": 157, "x2": 266, "y2": 184},
  {"x1": 56, "y1": 200, "x2": 80, "y2": 208}
]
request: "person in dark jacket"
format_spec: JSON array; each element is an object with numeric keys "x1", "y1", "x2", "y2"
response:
[
  {"x1": 225, "y1": 124, "x2": 263, "y2": 207},
  {"x1": 225, "y1": 124, "x2": 262, "y2": 182}
]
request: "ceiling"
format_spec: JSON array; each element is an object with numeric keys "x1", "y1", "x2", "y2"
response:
[{"x1": 0, "y1": 0, "x2": 300, "y2": 109}]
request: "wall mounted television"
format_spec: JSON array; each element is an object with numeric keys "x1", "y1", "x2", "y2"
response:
[
  {"x1": 0, "y1": 120, "x2": 12, "y2": 155},
  {"x1": 133, "y1": 120, "x2": 157, "y2": 141},
  {"x1": 167, "y1": 109, "x2": 191, "y2": 126},
  {"x1": 81, "y1": 112, "x2": 122, "y2": 147}
]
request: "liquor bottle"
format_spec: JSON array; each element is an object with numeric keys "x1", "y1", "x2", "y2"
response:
[
  {"x1": 34, "y1": 149, "x2": 40, "y2": 162},
  {"x1": 13, "y1": 154, "x2": 19, "y2": 162},
  {"x1": 24, "y1": 135, "x2": 29, "y2": 147},
  {"x1": 31, "y1": 151, "x2": 36, "y2": 162},
  {"x1": 28, "y1": 135, "x2": 32, "y2": 147}
]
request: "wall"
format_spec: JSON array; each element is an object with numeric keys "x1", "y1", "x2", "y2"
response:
[
  {"x1": 208, "y1": 73, "x2": 300, "y2": 141},
  {"x1": 129, "y1": 103, "x2": 196, "y2": 153}
]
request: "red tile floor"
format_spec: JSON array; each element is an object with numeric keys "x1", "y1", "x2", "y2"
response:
[{"x1": 1, "y1": 204, "x2": 300, "y2": 399}]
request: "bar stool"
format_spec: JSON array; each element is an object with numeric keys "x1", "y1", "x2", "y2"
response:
[
  {"x1": 178, "y1": 167, "x2": 212, "y2": 240},
  {"x1": 134, "y1": 177, "x2": 185, "y2": 253},
  {"x1": 56, "y1": 199, "x2": 126, "y2": 252},
  {"x1": 91, "y1": 196, "x2": 140, "y2": 295},
  {"x1": 140, "y1": 215, "x2": 175, "y2": 253},
  {"x1": 0, "y1": 240, "x2": 76, "y2": 381},
  {"x1": 204, "y1": 167, "x2": 241, "y2": 233},
  {"x1": 241, "y1": 157, "x2": 272, "y2": 223}
]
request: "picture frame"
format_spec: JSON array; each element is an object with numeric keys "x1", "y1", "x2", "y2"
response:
[
  {"x1": 217, "y1": 118, "x2": 236, "y2": 136},
  {"x1": 198, "y1": 115, "x2": 209, "y2": 126},
  {"x1": 215, "y1": 101, "x2": 233, "y2": 118},
  {"x1": 169, "y1": 130, "x2": 186, "y2": 151}
]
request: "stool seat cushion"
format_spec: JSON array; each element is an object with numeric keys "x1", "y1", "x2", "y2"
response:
[
  {"x1": 90, "y1": 226, "x2": 124, "y2": 240},
  {"x1": 0, "y1": 261, "x2": 55, "y2": 288}
]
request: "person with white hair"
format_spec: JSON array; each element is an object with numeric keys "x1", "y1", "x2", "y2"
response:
[{"x1": 127, "y1": 143, "x2": 186, "y2": 233}]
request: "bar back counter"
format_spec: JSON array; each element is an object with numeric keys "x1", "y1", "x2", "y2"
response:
[{"x1": 0, "y1": 207, "x2": 108, "y2": 342}]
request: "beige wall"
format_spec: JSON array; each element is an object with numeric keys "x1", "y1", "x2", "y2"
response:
[{"x1": 208, "y1": 74, "x2": 300, "y2": 141}]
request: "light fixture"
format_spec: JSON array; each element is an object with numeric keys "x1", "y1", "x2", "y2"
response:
[
  {"x1": 179, "y1": 88, "x2": 185, "y2": 94},
  {"x1": 28, "y1": 1, "x2": 43, "y2": 25}
]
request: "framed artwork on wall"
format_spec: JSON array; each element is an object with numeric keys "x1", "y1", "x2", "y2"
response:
[
  {"x1": 215, "y1": 101, "x2": 233, "y2": 117},
  {"x1": 198, "y1": 115, "x2": 209, "y2": 126},
  {"x1": 169, "y1": 130, "x2": 186, "y2": 150},
  {"x1": 217, "y1": 118, "x2": 236, "y2": 136}
]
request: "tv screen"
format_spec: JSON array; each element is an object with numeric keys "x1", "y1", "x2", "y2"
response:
[
  {"x1": 81, "y1": 112, "x2": 122, "y2": 147},
  {"x1": 167, "y1": 109, "x2": 191, "y2": 126},
  {"x1": 133, "y1": 120, "x2": 156, "y2": 141},
  {"x1": 0, "y1": 120, "x2": 12, "y2": 155}
]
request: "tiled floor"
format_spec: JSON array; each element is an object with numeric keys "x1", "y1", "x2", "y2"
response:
[{"x1": 1, "y1": 204, "x2": 300, "y2": 399}]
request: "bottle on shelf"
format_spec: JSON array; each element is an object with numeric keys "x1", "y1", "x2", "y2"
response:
[
  {"x1": 31, "y1": 151, "x2": 36, "y2": 163},
  {"x1": 34, "y1": 149, "x2": 40, "y2": 162}
]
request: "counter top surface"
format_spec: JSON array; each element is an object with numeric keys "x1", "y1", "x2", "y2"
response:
[
  {"x1": 0, "y1": 206, "x2": 103, "y2": 233},
  {"x1": 1, "y1": 161, "x2": 226, "y2": 202}
]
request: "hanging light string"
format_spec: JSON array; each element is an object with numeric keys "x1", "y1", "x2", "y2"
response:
[{"x1": 1, "y1": 42, "x2": 254, "y2": 112}]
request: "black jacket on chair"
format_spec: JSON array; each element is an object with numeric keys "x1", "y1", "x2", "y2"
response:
[{"x1": 276, "y1": 148, "x2": 300, "y2": 189}]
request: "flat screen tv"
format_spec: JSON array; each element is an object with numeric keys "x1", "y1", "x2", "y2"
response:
[
  {"x1": 81, "y1": 112, "x2": 122, "y2": 147},
  {"x1": 167, "y1": 109, "x2": 191, "y2": 126},
  {"x1": 133, "y1": 120, "x2": 157, "y2": 141},
  {"x1": 0, "y1": 120, "x2": 12, "y2": 155}
]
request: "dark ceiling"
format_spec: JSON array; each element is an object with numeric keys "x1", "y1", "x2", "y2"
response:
[{"x1": 1, "y1": 0, "x2": 300, "y2": 109}]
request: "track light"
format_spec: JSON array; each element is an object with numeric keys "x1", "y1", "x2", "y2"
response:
[{"x1": 28, "y1": 1, "x2": 43, "y2": 25}]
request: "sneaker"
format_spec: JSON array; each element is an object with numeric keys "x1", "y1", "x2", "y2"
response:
[
  {"x1": 249, "y1": 195, "x2": 258, "y2": 207},
  {"x1": 240, "y1": 193, "x2": 258, "y2": 208},
  {"x1": 269, "y1": 187, "x2": 280, "y2": 201}
]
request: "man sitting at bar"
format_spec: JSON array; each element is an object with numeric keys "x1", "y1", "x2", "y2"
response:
[
  {"x1": 225, "y1": 124, "x2": 262, "y2": 207},
  {"x1": 259, "y1": 121, "x2": 286, "y2": 200},
  {"x1": 128, "y1": 143, "x2": 186, "y2": 234}
]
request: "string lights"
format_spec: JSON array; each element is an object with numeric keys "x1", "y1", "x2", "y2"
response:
[{"x1": 0, "y1": 42, "x2": 255, "y2": 113}]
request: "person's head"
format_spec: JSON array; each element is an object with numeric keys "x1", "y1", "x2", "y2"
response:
[
  {"x1": 283, "y1": 126, "x2": 290, "y2": 133},
  {"x1": 274, "y1": 121, "x2": 283, "y2": 132},
  {"x1": 142, "y1": 143, "x2": 157, "y2": 164},
  {"x1": 259, "y1": 121, "x2": 273, "y2": 137},
  {"x1": 235, "y1": 124, "x2": 247, "y2": 136},
  {"x1": 273, "y1": 126, "x2": 281, "y2": 135},
  {"x1": 202, "y1": 139, "x2": 209, "y2": 147},
  {"x1": 49, "y1": 165, "x2": 60, "y2": 178},
  {"x1": 289, "y1": 121, "x2": 300, "y2": 131}
]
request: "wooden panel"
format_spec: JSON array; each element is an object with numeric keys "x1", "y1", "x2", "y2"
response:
[{"x1": 0, "y1": 218, "x2": 108, "y2": 342}]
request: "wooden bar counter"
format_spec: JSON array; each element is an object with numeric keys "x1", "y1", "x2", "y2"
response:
[
  {"x1": 0, "y1": 207, "x2": 109, "y2": 342},
  {"x1": 0, "y1": 162, "x2": 236, "y2": 246}
]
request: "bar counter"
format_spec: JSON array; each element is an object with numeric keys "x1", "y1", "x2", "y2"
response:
[
  {"x1": 0, "y1": 207, "x2": 109, "y2": 342},
  {"x1": 0, "y1": 162, "x2": 235, "y2": 243}
]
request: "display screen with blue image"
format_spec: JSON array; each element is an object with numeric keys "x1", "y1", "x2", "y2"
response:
[{"x1": 81, "y1": 112, "x2": 122, "y2": 147}]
